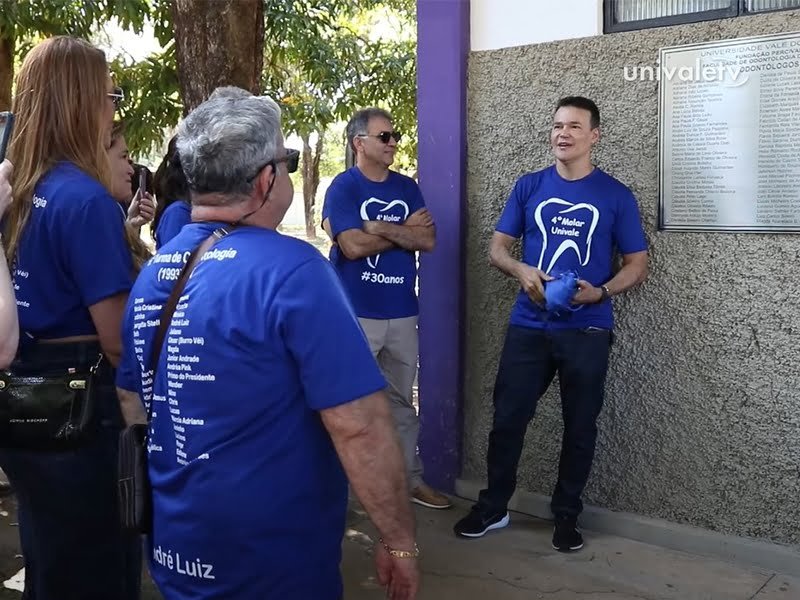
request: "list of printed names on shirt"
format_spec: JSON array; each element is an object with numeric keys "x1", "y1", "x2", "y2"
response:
[{"x1": 132, "y1": 253, "x2": 235, "y2": 463}]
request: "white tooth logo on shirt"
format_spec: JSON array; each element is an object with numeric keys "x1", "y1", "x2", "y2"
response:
[
  {"x1": 534, "y1": 198, "x2": 599, "y2": 274},
  {"x1": 360, "y1": 198, "x2": 409, "y2": 269}
]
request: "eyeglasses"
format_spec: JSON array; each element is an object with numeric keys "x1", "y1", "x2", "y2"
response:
[
  {"x1": 357, "y1": 131, "x2": 402, "y2": 144},
  {"x1": 107, "y1": 86, "x2": 124, "y2": 109},
  {"x1": 247, "y1": 148, "x2": 300, "y2": 182}
]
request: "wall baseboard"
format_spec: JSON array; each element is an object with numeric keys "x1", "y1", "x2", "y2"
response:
[{"x1": 455, "y1": 478, "x2": 800, "y2": 578}]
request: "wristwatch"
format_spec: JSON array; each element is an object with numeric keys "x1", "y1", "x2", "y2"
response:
[{"x1": 598, "y1": 285, "x2": 610, "y2": 302}]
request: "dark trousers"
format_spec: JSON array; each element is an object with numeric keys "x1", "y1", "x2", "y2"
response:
[
  {"x1": 477, "y1": 325, "x2": 612, "y2": 519},
  {"x1": 0, "y1": 342, "x2": 141, "y2": 600}
]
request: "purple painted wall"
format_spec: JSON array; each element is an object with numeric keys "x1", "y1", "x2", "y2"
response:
[{"x1": 416, "y1": 0, "x2": 469, "y2": 492}]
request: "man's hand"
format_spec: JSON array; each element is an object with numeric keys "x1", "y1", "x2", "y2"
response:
[
  {"x1": 127, "y1": 191, "x2": 156, "y2": 228},
  {"x1": 572, "y1": 280, "x2": 603, "y2": 305},
  {"x1": 0, "y1": 160, "x2": 13, "y2": 219},
  {"x1": 374, "y1": 543, "x2": 419, "y2": 600},
  {"x1": 514, "y1": 264, "x2": 553, "y2": 305},
  {"x1": 405, "y1": 208, "x2": 433, "y2": 228}
]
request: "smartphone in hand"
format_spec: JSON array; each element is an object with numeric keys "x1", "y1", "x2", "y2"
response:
[
  {"x1": 0, "y1": 112, "x2": 15, "y2": 162},
  {"x1": 138, "y1": 167, "x2": 147, "y2": 198}
]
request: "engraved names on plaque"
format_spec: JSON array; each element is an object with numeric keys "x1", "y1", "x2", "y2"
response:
[{"x1": 659, "y1": 32, "x2": 800, "y2": 232}]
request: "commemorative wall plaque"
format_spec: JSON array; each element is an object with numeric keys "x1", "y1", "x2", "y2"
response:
[{"x1": 658, "y1": 31, "x2": 800, "y2": 232}]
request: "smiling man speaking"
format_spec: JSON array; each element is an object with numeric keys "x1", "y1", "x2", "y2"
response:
[
  {"x1": 322, "y1": 107, "x2": 452, "y2": 511},
  {"x1": 453, "y1": 96, "x2": 649, "y2": 552}
]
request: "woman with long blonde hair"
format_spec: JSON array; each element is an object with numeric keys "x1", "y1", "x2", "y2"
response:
[{"x1": 0, "y1": 36, "x2": 141, "y2": 599}]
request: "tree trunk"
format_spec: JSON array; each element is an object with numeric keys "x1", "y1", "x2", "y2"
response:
[
  {"x1": 171, "y1": 0, "x2": 264, "y2": 113},
  {"x1": 301, "y1": 133, "x2": 324, "y2": 239},
  {"x1": 0, "y1": 18, "x2": 14, "y2": 112}
]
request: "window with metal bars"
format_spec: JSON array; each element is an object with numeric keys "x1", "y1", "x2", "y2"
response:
[{"x1": 604, "y1": 0, "x2": 800, "y2": 33}]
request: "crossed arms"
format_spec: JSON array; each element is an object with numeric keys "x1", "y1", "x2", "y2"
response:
[{"x1": 323, "y1": 208, "x2": 436, "y2": 260}]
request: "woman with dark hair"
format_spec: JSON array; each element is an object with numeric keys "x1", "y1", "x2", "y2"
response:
[
  {"x1": 152, "y1": 135, "x2": 191, "y2": 249},
  {"x1": 0, "y1": 36, "x2": 141, "y2": 599}
]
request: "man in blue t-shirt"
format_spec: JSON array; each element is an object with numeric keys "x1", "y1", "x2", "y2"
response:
[
  {"x1": 454, "y1": 96, "x2": 649, "y2": 552},
  {"x1": 321, "y1": 108, "x2": 451, "y2": 511},
  {"x1": 116, "y1": 89, "x2": 419, "y2": 600}
]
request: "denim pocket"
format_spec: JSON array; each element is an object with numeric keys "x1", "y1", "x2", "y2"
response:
[{"x1": 581, "y1": 327, "x2": 614, "y2": 346}]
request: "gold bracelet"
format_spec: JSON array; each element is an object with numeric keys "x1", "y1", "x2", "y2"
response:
[{"x1": 379, "y1": 538, "x2": 420, "y2": 559}]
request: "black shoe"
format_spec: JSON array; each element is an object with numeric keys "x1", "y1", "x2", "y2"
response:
[
  {"x1": 552, "y1": 516, "x2": 583, "y2": 552},
  {"x1": 453, "y1": 506, "x2": 509, "y2": 538}
]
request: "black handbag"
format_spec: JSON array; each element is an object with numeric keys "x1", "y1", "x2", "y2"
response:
[
  {"x1": 118, "y1": 226, "x2": 236, "y2": 533},
  {"x1": 0, "y1": 352, "x2": 104, "y2": 451}
]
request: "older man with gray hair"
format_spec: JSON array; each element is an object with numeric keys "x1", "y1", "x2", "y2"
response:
[{"x1": 116, "y1": 88, "x2": 419, "y2": 600}]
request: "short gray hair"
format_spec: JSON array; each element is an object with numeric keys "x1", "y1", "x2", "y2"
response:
[
  {"x1": 208, "y1": 86, "x2": 252, "y2": 101},
  {"x1": 176, "y1": 87, "x2": 282, "y2": 201},
  {"x1": 346, "y1": 107, "x2": 393, "y2": 153}
]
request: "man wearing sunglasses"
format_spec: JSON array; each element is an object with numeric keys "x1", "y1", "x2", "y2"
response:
[
  {"x1": 322, "y1": 108, "x2": 452, "y2": 511},
  {"x1": 116, "y1": 90, "x2": 419, "y2": 600}
]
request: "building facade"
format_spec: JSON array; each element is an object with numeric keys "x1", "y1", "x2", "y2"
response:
[{"x1": 416, "y1": 0, "x2": 800, "y2": 569}]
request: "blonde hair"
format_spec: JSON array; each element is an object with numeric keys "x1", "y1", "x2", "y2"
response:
[{"x1": 3, "y1": 36, "x2": 113, "y2": 263}]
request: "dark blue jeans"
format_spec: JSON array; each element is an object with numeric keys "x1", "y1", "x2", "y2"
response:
[
  {"x1": 0, "y1": 342, "x2": 141, "y2": 600},
  {"x1": 477, "y1": 325, "x2": 612, "y2": 519}
]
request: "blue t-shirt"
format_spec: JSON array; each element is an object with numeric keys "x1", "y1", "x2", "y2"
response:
[
  {"x1": 496, "y1": 165, "x2": 647, "y2": 330},
  {"x1": 116, "y1": 222, "x2": 386, "y2": 600},
  {"x1": 154, "y1": 200, "x2": 191, "y2": 250},
  {"x1": 13, "y1": 162, "x2": 134, "y2": 339},
  {"x1": 322, "y1": 167, "x2": 425, "y2": 319}
]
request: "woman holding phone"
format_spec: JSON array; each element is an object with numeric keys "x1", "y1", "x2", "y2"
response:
[
  {"x1": 108, "y1": 120, "x2": 154, "y2": 270},
  {"x1": 109, "y1": 120, "x2": 156, "y2": 230},
  {"x1": 0, "y1": 36, "x2": 141, "y2": 599}
]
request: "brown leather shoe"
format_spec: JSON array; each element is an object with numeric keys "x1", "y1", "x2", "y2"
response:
[{"x1": 411, "y1": 483, "x2": 452, "y2": 509}]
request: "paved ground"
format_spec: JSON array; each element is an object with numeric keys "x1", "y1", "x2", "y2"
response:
[{"x1": 1, "y1": 493, "x2": 797, "y2": 599}]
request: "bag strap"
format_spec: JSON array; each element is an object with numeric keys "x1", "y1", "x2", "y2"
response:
[{"x1": 145, "y1": 225, "x2": 237, "y2": 421}]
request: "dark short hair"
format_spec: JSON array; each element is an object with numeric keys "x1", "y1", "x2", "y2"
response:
[
  {"x1": 346, "y1": 107, "x2": 393, "y2": 153},
  {"x1": 555, "y1": 96, "x2": 600, "y2": 129},
  {"x1": 151, "y1": 135, "x2": 190, "y2": 242}
]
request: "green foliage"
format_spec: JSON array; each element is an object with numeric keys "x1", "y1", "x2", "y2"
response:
[
  {"x1": 262, "y1": 0, "x2": 418, "y2": 171},
  {"x1": 4, "y1": 0, "x2": 418, "y2": 171},
  {"x1": 0, "y1": 0, "x2": 176, "y2": 159},
  {"x1": 318, "y1": 123, "x2": 347, "y2": 177},
  {"x1": 0, "y1": 0, "x2": 151, "y2": 56},
  {"x1": 109, "y1": 42, "x2": 181, "y2": 160}
]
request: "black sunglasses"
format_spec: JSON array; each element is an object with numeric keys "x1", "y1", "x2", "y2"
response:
[
  {"x1": 359, "y1": 131, "x2": 401, "y2": 144},
  {"x1": 247, "y1": 148, "x2": 300, "y2": 182},
  {"x1": 107, "y1": 86, "x2": 124, "y2": 109}
]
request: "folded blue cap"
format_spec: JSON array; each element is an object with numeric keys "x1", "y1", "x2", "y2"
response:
[{"x1": 543, "y1": 270, "x2": 581, "y2": 316}]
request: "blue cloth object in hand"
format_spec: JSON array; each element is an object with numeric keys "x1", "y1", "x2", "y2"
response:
[{"x1": 543, "y1": 270, "x2": 581, "y2": 316}]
